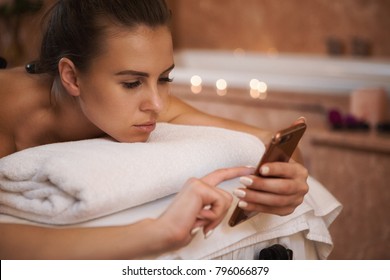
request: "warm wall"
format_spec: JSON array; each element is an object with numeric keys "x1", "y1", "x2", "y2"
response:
[
  {"x1": 168, "y1": 0, "x2": 390, "y2": 57},
  {"x1": 1, "y1": 0, "x2": 390, "y2": 67},
  {"x1": 0, "y1": 0, "x2": 54, "y2": 67}
]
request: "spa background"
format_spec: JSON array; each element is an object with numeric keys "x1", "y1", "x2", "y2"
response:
[{"x1": 0, "y1": 0, "x2": 389, "y2": 259}]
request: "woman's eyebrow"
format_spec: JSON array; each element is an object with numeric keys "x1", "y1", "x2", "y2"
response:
[
  {"x1": 162, "y1": 64, "x2": 175, "y2": 74},
  {"x1": 115, "y1": 64, "x2": 175, "y2": 77}
]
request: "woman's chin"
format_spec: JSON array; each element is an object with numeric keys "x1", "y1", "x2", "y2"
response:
[{"x1": 113, "y1": 133, "x2": 151, "y2": 144}]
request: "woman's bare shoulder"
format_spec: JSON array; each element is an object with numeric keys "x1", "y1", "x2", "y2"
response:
[
  {"x1": 0, "y1": 67, "x2": 50, "y2": 114},
  {"x1": 0, "y1": 67, "x2": 28, "y2": 100},
  {"x1": 0, "y1": 68, "x2": 22, "y2": 156},
  {"x1": 0, "y1": 68, "x2": 28, "y2": 123},
  {"x1": 0, "y1": 67, "x2": 48, "y2": 157}
]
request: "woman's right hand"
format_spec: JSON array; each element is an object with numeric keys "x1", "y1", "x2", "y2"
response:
[
  {"x1": 156, "y1": 166, "x2": 255, "y2": 250},
  {"x1": 0, "y1": 166, "x2": 254, "y2": 260}
]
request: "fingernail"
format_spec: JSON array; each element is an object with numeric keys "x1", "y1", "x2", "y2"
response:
[
  {"x1": 239, "y1": 176, "x2": 253, "y2": 186},
  {"x1": 238, "y1": 201, "x2": 248, "y2": 209},
  {"x1": 233, "y1": 189, "x2": 246, "y2": 198},
  {"x1": 260, "y1": 165, "x2": 270, "y2": 175},
  {"x1": 203, "y1": 204, "x2": 212, "y2": 210},
  {"x1": 297, "y1": 116, "x2": 306, "y2": 122},
  {"x1": 205, "y1": 229, "x2": 214, "y2": 239},
  {"x1": 191, "y1": 227, "x2": 202, "y2": 235}
]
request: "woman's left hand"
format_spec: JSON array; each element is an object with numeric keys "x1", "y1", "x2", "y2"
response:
[{"x1": 233, "y1": 160, "x2": 309, "y2": 216}]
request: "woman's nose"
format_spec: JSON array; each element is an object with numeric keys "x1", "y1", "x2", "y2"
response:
[{"x1": 140, "y1": 85, "x2": 164, "y2": 113}]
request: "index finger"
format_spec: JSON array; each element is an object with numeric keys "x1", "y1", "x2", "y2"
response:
[{"x1": 202, "y1": 166, "x2": 255, "y2": 187}]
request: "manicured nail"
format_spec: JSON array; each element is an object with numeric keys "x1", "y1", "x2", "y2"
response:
[
  {"x1": 233, "y1": 189, "x2": 246, "y2": 198},
  {"x1": 191, "y1": 227, "x2": 202, "y2": 235},
  {"x1": 239, "y1": 176, "x2": 253, "y2": 186},
  {"x1": 238, "y1": 201, "x2": 248, "y2": 209},
  {"x1": 260, "y1": 165, "x2": 270, "y2": 175},
  {"x1": 203, "y1": 204, "x2": 212, "y2": 210},
  {"x1": 205, "y1": 229, "x2": 214, "y2": 239}
]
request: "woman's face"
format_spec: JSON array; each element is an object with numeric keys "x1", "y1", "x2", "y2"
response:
[{"x1": 76, "y1": 25, "x2": 174, "y2": 143}]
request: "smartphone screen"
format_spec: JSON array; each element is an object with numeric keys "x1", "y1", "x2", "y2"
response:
[{"x1": 228, "y1": 122, "x2": 306, "y2": 227}]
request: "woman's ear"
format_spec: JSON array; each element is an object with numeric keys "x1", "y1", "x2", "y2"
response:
[{"x1": 58, "y1": 58, "x2": 80, "y2": 97}]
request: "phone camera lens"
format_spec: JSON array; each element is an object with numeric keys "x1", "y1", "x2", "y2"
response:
[{"x1": 281, "y1": 134, "x2": 292, "y2": 143}]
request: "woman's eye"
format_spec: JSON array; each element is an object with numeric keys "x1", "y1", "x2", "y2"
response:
[
  {"x1": 122, "y1": 81, "x2": 142, "y2": 89},
  {"x1": 121, "y1": 77, "x2": 173, "y2": 89},
  {"x1": 159, "y1": 77, "x2": 174, "y2": 84}
]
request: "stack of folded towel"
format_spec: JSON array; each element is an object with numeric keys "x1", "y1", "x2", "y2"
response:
[{"x1": 0, "y1": 123, "x2": 264, "y2": 224}]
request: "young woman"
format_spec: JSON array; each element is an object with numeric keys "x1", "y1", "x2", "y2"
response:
[{"x1": 0, "y1": 0, "x2": 308, "y2": 259}]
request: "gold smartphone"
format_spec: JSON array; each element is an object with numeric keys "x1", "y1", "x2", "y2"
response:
[{"x1": 228, "y1": 122, "x2": 307, "y2": 227}]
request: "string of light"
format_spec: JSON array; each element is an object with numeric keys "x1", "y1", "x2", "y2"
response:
[{"x1": 189, "y1": 75, "x2": 268, "y2": 99}]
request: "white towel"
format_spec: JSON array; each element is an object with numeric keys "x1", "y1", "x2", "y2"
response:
[
  {"x1": 0, "y1": 174, "x2": 342, "y2": 259},
  {"x1": 0, "y1": 123, "x2": 264, "y2": 225}
]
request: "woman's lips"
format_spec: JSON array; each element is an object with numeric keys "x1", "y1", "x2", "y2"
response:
[{"x1": 133, "y1": 122, "x2": 156, "y2": 133}]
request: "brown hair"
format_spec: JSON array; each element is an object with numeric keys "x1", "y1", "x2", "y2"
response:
[{"x1": 34, "y1": 0, "x2": 171, "y2": 76}]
